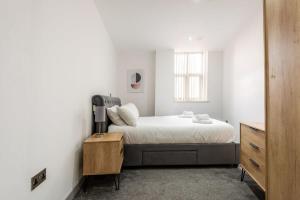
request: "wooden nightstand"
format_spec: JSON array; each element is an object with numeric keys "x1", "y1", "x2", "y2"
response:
[{"x1": 83, "y1": 133, "x2": 124, "y2": 190}]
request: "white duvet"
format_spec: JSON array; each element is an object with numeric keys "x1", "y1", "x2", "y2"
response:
[{"x1": 108, "y1": 115, "x2": 235, "y2": 144}]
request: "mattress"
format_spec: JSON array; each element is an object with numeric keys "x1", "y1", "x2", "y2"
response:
[{"x1": 108, "y1": 115, "x2": 235, "y2": 144}]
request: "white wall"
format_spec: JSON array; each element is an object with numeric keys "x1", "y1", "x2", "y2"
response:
[
  {"x1": 0, "y1": 1, "x2": 117, "y2": 200},
  {"x1": 155, "y1": 50, "x2": 223, "y2": 119},
  {"x1": 117, "y1": 51, "x2": 155, "y2": 116},
  {"x1": 222, "y1": 1, "x2": 264, "y2": 141}
]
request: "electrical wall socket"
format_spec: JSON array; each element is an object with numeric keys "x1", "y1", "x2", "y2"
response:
[{"x1": 31, "y1": 168, "x2": 46, "y2": 191}]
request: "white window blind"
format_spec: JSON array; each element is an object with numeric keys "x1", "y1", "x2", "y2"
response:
[{"x1": 174, "y1": 52, "x2": 208, "y2": 102}]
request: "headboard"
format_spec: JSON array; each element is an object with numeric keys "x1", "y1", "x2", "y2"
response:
[{"x1": 92, "y1": 95, "x2": 121, "y2": 133}]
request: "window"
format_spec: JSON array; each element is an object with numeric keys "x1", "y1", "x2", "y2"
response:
[{"x1": 174, "y1": 52, "x2": 208, "y2": 102}]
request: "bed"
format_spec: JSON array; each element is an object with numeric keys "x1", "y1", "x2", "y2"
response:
[
  {"x1": 92, "y1": 95, "x2": 240, "y2": 167},
  {"x1": 108, "y1": 116, "x2": 236, "y2": 144}
]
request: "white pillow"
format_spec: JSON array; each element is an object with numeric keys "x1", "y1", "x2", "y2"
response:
[
  {"x1": 106, "y1": 105, "x2": 126, "y2": 126},
  {"x1": 117, "y1": 103, "x2": 139, "y2": 126}
]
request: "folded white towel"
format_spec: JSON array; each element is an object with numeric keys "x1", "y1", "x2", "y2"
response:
[
  {"x1": 183, "y1": 111, "x2": 194, "y2": 116},
  {"x1": 192, "y1": 117, "x2": 213, "y2": 124},
  {"x1": 179, "y1": 114, "x2": 193, "y2": 118},
  {"x1": 194, "y1": 114, "x2": 210, "y2": 120},
  {"x1": 179, "y1": 111, "x2": 194, "y2": 118}
]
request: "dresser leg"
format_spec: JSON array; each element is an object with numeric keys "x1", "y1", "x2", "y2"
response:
[
  {"x1": 241, "y1": 168, "x2": 246, "y2": 182},
  {"x1": 114, "y1": 174, "x2": 120, "y2": 190}
]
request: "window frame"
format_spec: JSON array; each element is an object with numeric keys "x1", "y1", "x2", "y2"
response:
[{"x1": 174, "y1": 52, "x2": 208, "y2": 103}]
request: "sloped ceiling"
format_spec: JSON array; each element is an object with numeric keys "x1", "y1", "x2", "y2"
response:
[{"x1": 95, "y1": 0, "x2": 262, "y2": 51}]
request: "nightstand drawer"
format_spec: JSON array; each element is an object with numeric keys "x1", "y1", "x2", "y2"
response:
[
  {"x1": 120, "y1": 137, "x2": 124, "y2": 152},
  {"x1": 83, "y1": 133, "x2": 123, "y2": 176},
  {"x1": 120, "y1": 147, "x2": 124, "y2": 157}
]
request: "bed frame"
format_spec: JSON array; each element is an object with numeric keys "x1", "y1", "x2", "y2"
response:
[{"x1": 92, "y1": 95, "x2": 240, "y2": 167}]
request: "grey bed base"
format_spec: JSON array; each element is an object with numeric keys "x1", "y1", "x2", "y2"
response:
[
  {"x1": 92, "y1": 95, "x2": 240, "y2": 167},
  {"x1": 123, "y1": 143, "x2": 240, "y2": 167}
]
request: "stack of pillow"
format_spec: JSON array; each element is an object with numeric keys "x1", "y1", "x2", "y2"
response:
[{"x1": 107, "y1": 103, "x2": 139, "y2": 126}]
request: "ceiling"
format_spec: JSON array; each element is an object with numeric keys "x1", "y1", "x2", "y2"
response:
[{"x1": 95, "y1": 0, "x2": 262, "y2": 51}]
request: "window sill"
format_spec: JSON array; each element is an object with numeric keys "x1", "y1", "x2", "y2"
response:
[{"x1": 174, "y1": 100, "x2": 210, "y2": 103}]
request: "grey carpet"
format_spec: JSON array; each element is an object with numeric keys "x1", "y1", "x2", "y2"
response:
[{"x1": 74, "y1": 167, "x2": 264, "y2": 200}]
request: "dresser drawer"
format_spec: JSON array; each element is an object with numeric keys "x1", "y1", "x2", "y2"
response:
[
  {"x1": 240, "y1": 123, "x2": 266, "y2": 191},
  {"x1": 241, "y1": 151, "x2": 266, "y2": 189},
  {"x1": 241, "y1": 124, "x2": 265, "y2": 150},
  {"x1": 241, "y1": 135, "x2": 265, "y2": 163}
]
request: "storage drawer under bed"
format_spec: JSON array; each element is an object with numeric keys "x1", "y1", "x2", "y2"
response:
[
  {"x1": 123, "y1": 143, "x2": 239, "y2": 166},
  {"x1": 142, "y1": 150, "x2": 197, "y2": 165}
]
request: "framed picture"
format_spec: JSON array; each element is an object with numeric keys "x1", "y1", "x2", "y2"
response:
[{"x1": 127, "y1": 69, "x2": 144, "y2": 93}]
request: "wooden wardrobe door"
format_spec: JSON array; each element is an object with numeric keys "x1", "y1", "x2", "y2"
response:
[{"x1": 265, "y1": 0, "x2": 300, "y2": 199}]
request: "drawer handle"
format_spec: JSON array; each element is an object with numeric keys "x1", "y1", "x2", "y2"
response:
[
  {"x1": 249, "y1": 142, "x2": 260, "y2": 150},
  {"x1": 249, "y1": 158, "x2": 260, "y2": 168}
]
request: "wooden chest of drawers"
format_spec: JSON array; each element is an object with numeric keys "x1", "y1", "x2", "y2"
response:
[{"x1": 240, "y1": 122, "x2": 266, "y2": 191}]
